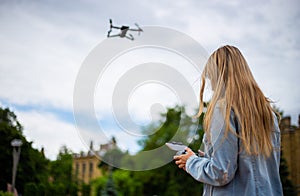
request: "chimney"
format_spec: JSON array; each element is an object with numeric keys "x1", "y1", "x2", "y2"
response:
[{"x1": 89, "y1": 140, "x2": 94, "y2": 151}]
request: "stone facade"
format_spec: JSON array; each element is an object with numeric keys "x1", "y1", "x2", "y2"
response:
[
  {"x1": 280, "y1": 115, "x2": 300, "y2": 193},
  {"x1": 72, "y1": 139, "x2": 116, "y2": 184}
]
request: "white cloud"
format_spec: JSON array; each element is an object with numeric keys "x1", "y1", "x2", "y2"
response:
[
  {"x1": 0, "y1": 1, "x2": 100, "y2": 110},
  {"x1": 16, "y1": 110, "x2": 87, "y2": 160}
]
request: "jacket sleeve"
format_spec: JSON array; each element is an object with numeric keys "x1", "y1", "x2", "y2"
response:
[{"x1": 186, "y1": 107, "x2": 238, "y2": 186}]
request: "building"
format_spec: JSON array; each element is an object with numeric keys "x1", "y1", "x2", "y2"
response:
[
  {"x1": 280, "y1": 115, "x2": 300, "y2": 193},
  {"x1": 72, "y1": 139, "x2": 117, "y2": 184},
  {"x1": 72, "y1": 142, "x2": 102, "y2": 184}
]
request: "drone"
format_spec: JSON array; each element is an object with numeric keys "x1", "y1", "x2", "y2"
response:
[{"x1": 107, "y1": 19, "x2": 143, "y2": 41}]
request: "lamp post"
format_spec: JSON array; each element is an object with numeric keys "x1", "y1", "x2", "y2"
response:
[{"x1": 11, "y1": 139, "x2": 22, "y2": 193}]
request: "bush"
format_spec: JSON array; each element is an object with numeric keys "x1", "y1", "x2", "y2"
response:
[
  {"x1": 36, "y1": 183, "x2": 46, "y2": 196},
  {"x1": 0, "y1": 191, "x2": 13, "y2": 196},
  {"x1": 24, "y1": 182, "x2": 37, "y2": 196},
  {"x1": 82, "y1": 184, "x2": 91, "y2": 196}
]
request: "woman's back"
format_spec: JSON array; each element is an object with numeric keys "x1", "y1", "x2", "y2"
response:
[{"x1": 186, "y1": 106, "x2": 282, "y2": 195}]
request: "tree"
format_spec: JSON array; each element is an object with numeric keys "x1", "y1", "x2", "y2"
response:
[
  {"x1": 132, "y1": 106, "x2": 204, "y2": 195},
  {"x1": 48, "y1": 146, "x2": 78, "y2": 196},
  {"x1": 111, "y1": 170, "x2": 142, "y2": 196},
  {"x1": 101, "y1": 172, "x2": 118, "y2": 196},
  {"x1": 49, "y1": 146, "x2": 73, "y2": 183},
  {"x1": 23, "y1": 182, "x2": 37, "y2": 196},
  {"x1": 0, "y1": 107, "x2": 49, "y2": 194},
  {"x1": 96, "y1": 106, "x2": 204, "y2": 195},
  {"x1": 280, "y1": 150, "x2": 297, "y2": 196},
  {"x1": 138, "y1": 106, "x2": 183, "y2": 150},
  {"x1": 98, "y1": 148, "x2": 127, "y2": 172},
  {"x1": 0, "y1": 191, "x2": 13, "y2": 196}
]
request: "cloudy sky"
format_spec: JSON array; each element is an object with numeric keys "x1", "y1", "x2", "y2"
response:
[{"x1": 0, "y1": 0, "x2": 299, "y2": 160}]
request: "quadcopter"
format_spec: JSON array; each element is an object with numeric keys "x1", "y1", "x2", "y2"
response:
[{"x1": 107, "y1": 19, "x2": 143, "y2": 41}]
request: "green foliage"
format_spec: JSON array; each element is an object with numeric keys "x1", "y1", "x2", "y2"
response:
[
  {"x1": 96, "y1": 106, "x2": 204, "y2": 195},
  {"x1": 112, "y1": 170, "x2": 142, "y2": 196},
  {"x1": 94, "y1": 176, "x2": 108, "y2": 196},
  {"x1": 24, "y1": 182, "x2": 37, "y2": 196},
  {"x1": 68, "y1": 183, "x2": 78, "y2": 196},
  {"x1": 48, "y1": 146, "x2": 78, "y2": 196},
  {"x1": 115, "y1": 106, "x2": 204, "y2": 171},
  {"x1": 50, "y1": 146, "x2": 73, "y2": 183},
  {"x1": 0, "y1": 107, "x2": 78, "y2": 195},
  {"x1": 0, "y1": 191, "x2": 13, "y2": 196},
  {"x1": 43, "y1": 182, "x2": 65, "y2": 196},
  {"x1": 99, "y1": 148, "x2": 127, "y2": 172},
  {"x1": 0, "y1": 107, "x2": 49, "y2": 194},
  {"x1": 101, "y1": 173, "x2": 118, "y2": 196},
  {"x1": 139, "y1": 106, "x2": 183, "y2": 150},
  {"x1": 36, "y1": 183, "x2": 46, "y2": 196},
  {"x1": 280, "y1": 150, "x2": 297, "y2": 196},
  {"x1": 81, "y1": 183, "x2": 91, "y2": 196},
  {"x1": 126, "y1": 163, "x2": 203, "y2": 196}
]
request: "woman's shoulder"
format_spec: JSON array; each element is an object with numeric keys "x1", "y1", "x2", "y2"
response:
[
  {"x1": 213, "y1": 100, "x2": 228, "y2": 116},
  {"x1": 215, "y1": 99, "x2": 226, "y2": 109},
  {"x1": 272, "y1": 111, "x2": 281, "y2": 133}
]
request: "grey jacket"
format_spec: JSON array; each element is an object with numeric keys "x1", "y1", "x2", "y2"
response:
[{"x1": 186, "y1": 106, "x2": 283, "y2": 196}]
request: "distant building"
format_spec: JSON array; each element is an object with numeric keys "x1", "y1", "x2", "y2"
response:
[
  {"x1": 72, "y1": 138, "x2": 116, "y2": 184},
  {"x1": 73, "y1": 151, "x2": 101, "y2": 184},
  {"x1": 280, "y1": 115, "x2": 300, "y2": 193}
]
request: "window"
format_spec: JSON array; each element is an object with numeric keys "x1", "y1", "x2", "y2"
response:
[
  {"x1": 75, "y1": 163, "x2": 79, "y2": 176},
  {"x1": 89, "y1": 162, "x2": 93, "y2": 179},
  {"x1": 82, "y1": 162, "x2": 86, "y2": 174},
  {"x1": 89, "y1": 162, "x2": 93, "y2": 173}
]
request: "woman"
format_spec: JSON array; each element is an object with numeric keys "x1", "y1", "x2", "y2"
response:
[{"x1": 174, "y1": 45, "x2": 283, "y2": 195}]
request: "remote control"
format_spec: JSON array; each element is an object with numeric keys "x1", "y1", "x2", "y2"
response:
[{"x1": 165, "y1": 141, "x2": 187, "y2": 155}]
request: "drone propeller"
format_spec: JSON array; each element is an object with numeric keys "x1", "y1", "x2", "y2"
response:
[
  {"x1": 134, "y1": 23, "x2": 143, "y2": 35},
  {"x1": 107, "y1": 19, "x2": 113, "y2": 37},
  {"x1": 109, "y1": 19, "x2": 113, "y2": 28}
]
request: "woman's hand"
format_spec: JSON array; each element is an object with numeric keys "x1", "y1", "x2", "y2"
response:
[{"x1": 174, "y1": 148, "x2": 195, "y2": 171}]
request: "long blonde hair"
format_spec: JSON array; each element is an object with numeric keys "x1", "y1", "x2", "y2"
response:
[{"x1": 197, "y1": 45, "x2": 275, "y2": 157}]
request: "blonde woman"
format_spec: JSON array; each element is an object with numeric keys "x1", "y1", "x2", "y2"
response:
[{"x1": 174, "y1": 45, "x2": 283, "y2": 195}]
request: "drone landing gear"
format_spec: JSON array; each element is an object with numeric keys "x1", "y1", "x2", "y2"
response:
[{"x1": 125, "y1": 34, "x2": 134, "y2": 41}]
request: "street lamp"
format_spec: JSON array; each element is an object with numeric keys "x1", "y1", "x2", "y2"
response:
[{"x1": 11, "y1": 139, "x2": 22, "y2": 193}]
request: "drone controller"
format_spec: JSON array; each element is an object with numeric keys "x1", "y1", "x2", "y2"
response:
[
  {"x1": 165, "y1": 142, "x2": 187, "y2": 156},
  {"x1": 166, "y1": 142, "x2": 202, "y2": 157}
]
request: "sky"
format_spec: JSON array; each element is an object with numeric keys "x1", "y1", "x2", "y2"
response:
[{"x1": 0, "y1": 0, "x2": 299, "y2": 160}]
